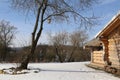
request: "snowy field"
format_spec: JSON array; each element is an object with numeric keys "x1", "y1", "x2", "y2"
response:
[{"x1": 0, "y1": 62, "x2": 119, "y2": 80}]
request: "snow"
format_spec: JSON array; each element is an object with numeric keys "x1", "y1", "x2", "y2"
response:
[{"x1": 0, "y1": 62, "x2": 119, "y2": 80}]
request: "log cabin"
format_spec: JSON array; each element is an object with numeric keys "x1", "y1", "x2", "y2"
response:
[{"x1": 85, "y1": 12, "x2": 120, "y2": 73}]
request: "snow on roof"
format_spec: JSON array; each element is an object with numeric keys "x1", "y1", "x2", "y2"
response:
[
  {"x1": 95, "y1": 10, "x2": 120, "y2": 38},
  {"x1": 84, "y1": 38, "x2": 102, "y2": 47}
]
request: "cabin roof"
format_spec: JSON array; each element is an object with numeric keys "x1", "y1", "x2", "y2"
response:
[
  {"x1": 85, "y1": 11, "x2": 120, "y2": 47},
  {"x1": 95, "y1": 11, "x2": 120, "y2": 38},
  {"x1": 84, "y1": 38, "x2": 102, "y2": 47}
]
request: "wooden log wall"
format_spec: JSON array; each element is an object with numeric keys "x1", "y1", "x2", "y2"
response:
[
  {"x1": 92, "y1": 51, "x2": 105, "y2": 64},
  {"x1": 108, "y1": 38, "x2": 120, "y2": 68},
  {"x1": 108, "y1": 25, "x2": 120, "y2": 68}
]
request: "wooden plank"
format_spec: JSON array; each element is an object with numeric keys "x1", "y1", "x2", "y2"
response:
[
  {"x1": 109, "y1": 52, "x2": 118, "y2": 55},
  {"x1": 90, "y1": 63, "x2": 105, "y2": 67},
  {"x1": 108, "y1": 42, "x2": 120, "y2": 45},
  {"x1": 93, "y1": 58, "x2": 103, "y2": 61},
  {"x1": 108, "y1": 49, "x2": 118, "y2": 53},
  {"x1": 93, "y1": 53, "x2": 103, "y2": 55},
  {"x1": 109, "y1": 51, "x2": 119, "y2": 54},
  {"x1": 109, "y1": 57, "x2": 119, "y2": 61},
  {"x1": 93, "y1": 61, "x2": 104, "y2": 63},
  {"x1": 93, "y1": 59, "x2": 104, "y2": 61},
  {"x1": 94, "y1": 54, "x2": 103, "y2": 56},
  {"x1": 108, "y1": 44, "x2": 120, "y2": 47},
  {"x1": 109, "y1": 56, "x2": 119, "y2": 60},
  {"x1": 109, "y1": 50, "x2": 120, "y2": 52},
  {"x1": 108, "y1": 45, "x2": 120, "y2": 48},
  {"x1": 93, "y1": 58, "x2": 102, "y2": 60},
  {"x1": 93, "y1": 55, "x2": 103, "y2": 59},
  {"x1": 109, "y1": 52, "x2": 119, "y2": 54},
  {"x1": 93, "y1": 61, "x2": 105, "y2": 64},
  {"x1": 111, "y1": 64, "x2": 120, "y2": 68},
  {"x1": 93, "y1": 59, "x2": 103, "y2": 61},
  {"x1": 93, "y1": 52, "x2": 103, "y2": 54},
  {"x1": 93, "y1": 60, "x2": 104, "y2": 63},
  {"x1": 109, "y1": 51, "x2": 118, "y2": 54},
  {"x1": 108, "y1": 47, "x2": 120, "y2": 50},
  {"x1": 93, "y1": 54, "x2": 103, "y2": 57},
  {"x1": 108, "y1": 38, "x2": 120, "y2": 42},
  {"x1": 93, "y1": 51, "x2": 104, "y2": 53},
  {"x1": 111, "y1": 61, "x2": 120, "y2": 65},
  {"x1": 93, "y1": 57, "x2": 103, "y2": 60},
  {"x1": 109, "y1": 53, "x2": 119, "y2": 57},
  {"x1": 88, "y1": 63, "x2": 105, "y2": 70},
  {"x1": 109, "y1": 44, "x2": 120, "y2": 47},
  {"x1": 93, "y1": 59, "x2": 104, "y2": 62}
]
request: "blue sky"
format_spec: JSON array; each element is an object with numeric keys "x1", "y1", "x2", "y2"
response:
[{"x1": 0, "y1": 0, "x2": 120, "y2": 47}]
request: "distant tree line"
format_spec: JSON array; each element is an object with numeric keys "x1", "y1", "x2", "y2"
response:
[{"x1": 8, "y1": 44, "x2": 90, "y2": 63}]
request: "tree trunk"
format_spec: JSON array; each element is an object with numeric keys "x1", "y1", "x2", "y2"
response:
[
  {"x1": 68, "y1": 46, "x2": 76, "y2": 62},
  {"x1": 17, "y1": 1, "x2": 47, "y2": 69},
  {"x1": 18, "y1": 42, "x2": 37, "y2": 69},
  {"x1": 55, "y1": 47, "x2": 63, "y2": 63},
  {"x1": 2, "y1": 45, "x2": 7, "y2": 61},
  {"x1": 18, "y1": 24, "x2": 44, "y2": 69}
]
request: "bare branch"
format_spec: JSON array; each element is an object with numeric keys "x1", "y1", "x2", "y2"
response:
[
  {"x1": 32, "y1": 2, "x2": 43, "y2": 42},
  {"x1": 10, "y1": 0, "x2": 98, "y2": 69}
]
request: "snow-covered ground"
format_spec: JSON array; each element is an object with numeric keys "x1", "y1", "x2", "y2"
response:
[{"x1": 0, "y1": 62, "x2": 119, "y2": 80}]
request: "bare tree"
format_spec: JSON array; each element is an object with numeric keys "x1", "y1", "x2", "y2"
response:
[
  {"x1": 10, "y1": 0, "x2": 98, "y2": 69},
  {"x1": 68, "y1": 30, "x2": 88, "y2": 61},
  {"x1": 48, "y1": 30, "x2": 88, "y2": 62},
  {"x1": 70, "y1": 30, "x2": 88, "y2": 47},
  {"x1": 0, "y1": 20, "x2": 17, "y2": 61},
  {"x1": 50, "y1": 31, "x2": 68, "y2": 62}
]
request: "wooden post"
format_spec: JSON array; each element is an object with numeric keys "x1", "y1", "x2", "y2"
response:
[
  {"x1": 90, "y1": 48, "x2": 94, "y2": 63},
  {"x1": 100, "y1": 38, "x2": 109, "y2": 64}
]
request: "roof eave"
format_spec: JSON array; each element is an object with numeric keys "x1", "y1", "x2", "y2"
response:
[{"x1": 95, "y1": 11, "x2": 120, "y2": 38}]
